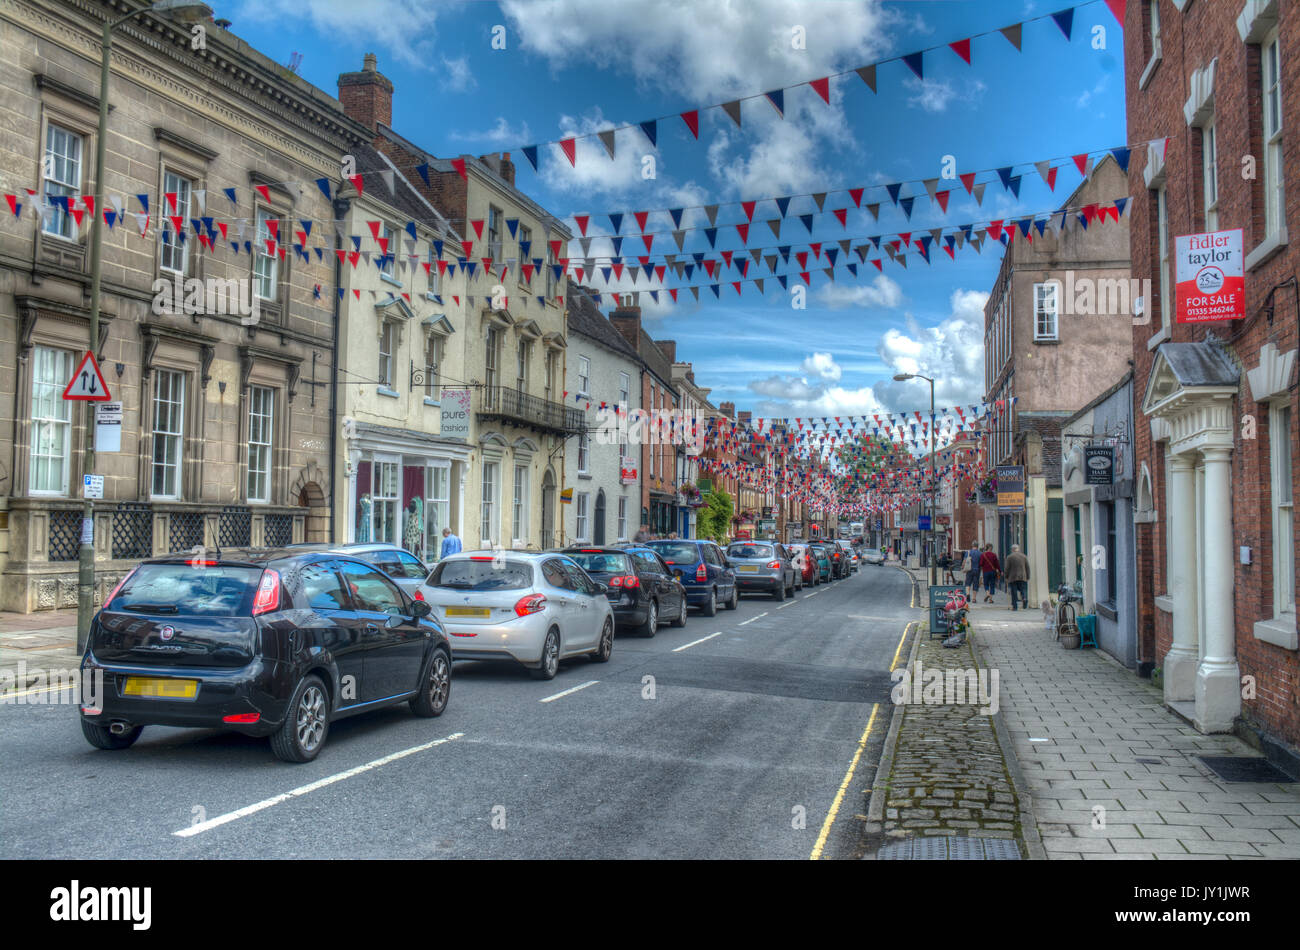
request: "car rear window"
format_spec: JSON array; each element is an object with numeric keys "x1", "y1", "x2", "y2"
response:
[
  {"x1": 728, "y1": 544, "x2": 773, "y2": 559},
  {"x1": 428, "y1": 559, "x2": 533, "y2": 591},
  {"x1": 647, "y1": 542, "x2": 699, "y2": 563},
  {"x1": 111, "y1": 564, "x2": 262, "y2": 616},
  {"x1": 566, "y1": 551, "x2": 631, "y2": 574}
]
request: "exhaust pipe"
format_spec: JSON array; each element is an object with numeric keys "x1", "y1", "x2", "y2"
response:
[{"x1": 109, "y1": 721, "x2": 131, "y2": 735}]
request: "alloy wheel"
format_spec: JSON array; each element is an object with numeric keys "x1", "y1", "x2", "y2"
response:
[{"x1": 296, "y1": 684, "x2": 326, "y2": 753}]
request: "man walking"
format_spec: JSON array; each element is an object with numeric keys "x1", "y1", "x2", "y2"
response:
[
  {"x1": 979, "y1": 544, "x2": 1001, "y2": 603},
  {"x1": 961, "y1": 543, "x2": 980, "y2": 598},
  {"x1": 634, "y1": 524, "x2": 650, "y2": 543},
  {"x1": 440, "y1": 527, "x2": 462, "y2": 559},
  {"x1": 1004, "y1": 544, "x2": 1030, "y2": 611}
]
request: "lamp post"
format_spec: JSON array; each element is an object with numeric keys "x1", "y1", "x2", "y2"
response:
[
  {"x1": 894, "y1": 372, "x2": 936, "y2": 587},
  {"x1": 76, "y1": 0, "x2": 214, "y2": 650}
]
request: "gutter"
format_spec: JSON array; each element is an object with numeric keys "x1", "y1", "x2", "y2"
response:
[{"x1": 329, "y1": 191, "x2": 349, "y2": 542}]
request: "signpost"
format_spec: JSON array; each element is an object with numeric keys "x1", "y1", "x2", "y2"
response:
[
  {"x1": 64, "y1": 350, "x2": 112, "y2": 653},
  {"x1": 63, "y1": 351, "x2": 112, "y2": 402},
  {"x1": 1175, "y1": 228, "x2": 1244, "y2": 323}
]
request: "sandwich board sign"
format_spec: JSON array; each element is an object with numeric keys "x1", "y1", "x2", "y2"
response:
[{"x1": 63, "y1": 351, "x2": 112, "y2": 401}]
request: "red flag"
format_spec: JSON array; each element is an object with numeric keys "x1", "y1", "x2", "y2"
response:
[
  {"x1": 368, "y1": 220, "x2": 382, "y2": 240},
  {"x1": 935, "y1": 191, "x2": 950, "y2": 212},
  {"x1": 949, "y1": 38, "x2": 972, "y2": 64},
  {"x1": 573, "y1": 215, "x2": 589, "y2": 236},
  {"x1": 849, "y1": 187, "x2": 864, "y2": 207},
  {"x1": 451, "y1": 158, "x2": 467, "y2": 180},
  {"x1": 832, "y1": 208, "x2": 847, "y2": 228},
  {"x1": 1105, "y1": 0, "x2": 1126, "y2": 25},
  {"x1": 809, "y1": 77, "x2": 830, "y2": 104},
  {"x1": 1072, "y1": 153, "x2": 1089, "y2": 176},
  {"x1": 634, "y1": 211, "x2": 649, "y2": 231},
  {"x1": 735, "y1": 223, "x2": 749, "y2": 242},
  {"x1": 681, "y1": 110, "x2": 699, "y2": 138},
  {"x1": 560, "y1": 138, "x2": 576, "y2": 167},
  {"x1": 461, "y1": 240, "x2": 474, "y2": 258},
  {"x1": 742, "y1": 200, "x2": 756, "y2": 221}
]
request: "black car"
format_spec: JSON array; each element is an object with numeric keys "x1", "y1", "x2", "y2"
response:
[
  {"x1": 79, "y1": 549, "x2": 452, "y2": 763},
  {"x1": 562, "y1": 546, "x2": 688, "y2": 636}
]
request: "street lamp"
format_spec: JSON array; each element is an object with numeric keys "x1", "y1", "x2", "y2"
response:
[
  {"x1": 894, "y1": 372, "x2": 936, "y2": 587},
  {"x1": 77, "y1": 0, "x2": 213, "y2": 649}
]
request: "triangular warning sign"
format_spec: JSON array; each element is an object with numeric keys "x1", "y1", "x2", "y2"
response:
[{"x1": 63, "y1": 350, "x2": 112, "y2": 401}]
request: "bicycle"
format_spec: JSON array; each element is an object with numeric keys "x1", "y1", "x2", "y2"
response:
[{"x1": 1054, "y1": 583, "x2": 1081, "y2": 641}]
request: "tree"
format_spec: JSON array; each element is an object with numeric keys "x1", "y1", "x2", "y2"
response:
[{"x1": 696, "y1": 489, "x2": 734, "y2": 542}]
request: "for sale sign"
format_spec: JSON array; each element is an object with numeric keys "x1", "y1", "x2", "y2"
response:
[{"x1": 1175, "y1": 229, "x2": 1244, "y2": 323}]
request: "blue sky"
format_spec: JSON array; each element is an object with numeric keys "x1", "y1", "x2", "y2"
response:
[{"x1": 229, "y1": 0, "x2": 1127, "y2": 420}]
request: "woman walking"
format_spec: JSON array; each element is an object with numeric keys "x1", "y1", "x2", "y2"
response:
[{"x1": 979, "y1": 544, "x2": 1001, "y2": 603}]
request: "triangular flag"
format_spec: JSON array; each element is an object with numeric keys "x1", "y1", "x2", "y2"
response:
[
  {"x1": 521, "y1": 146, "x2": 539, "y2": 171},
  {"x1": 856, "y1": 64, "x2": 877, "y2": 92},
  {"x1": 598, "y1": 129, "x2": 616, "y2": 160},
  {"x1": 1051, "y1": 8, "x2": 1074, "y2": 40},
  {"x1": 1000, "y1": 23, "x2": 1022, "y2": 50},
  {"x1": 722, "y1": 100, "x2": 742, "y2": 127},
  {"x1": 949, "y1": 38, "x2": 971, "y2": 65},
  {"x1": 681, "y1": 110, "x2": 699, "y2": 138},
  {"x1": 809, "y1": 77, "x2": 830, "y2": 104},
  {"x1": 559, "y1": 138, "x2": 576, "y2": 167},
  {"x1": 902, "y1": 51, "x2": 923, "y2": 79}
]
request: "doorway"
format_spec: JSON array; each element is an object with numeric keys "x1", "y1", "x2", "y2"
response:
[
  {"x1": 594, "y1": 490, "x2": 606, "y2": 545},
  {"x1": 541, "y1": 467, "x2": 555, "y2": 548}
]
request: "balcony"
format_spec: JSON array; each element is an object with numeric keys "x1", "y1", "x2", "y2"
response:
[{"x1": 477, "y1": 386, "x2": 585, "y2": 435}]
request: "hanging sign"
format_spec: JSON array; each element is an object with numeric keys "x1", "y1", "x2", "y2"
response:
[
  {"x1": 1175, "y1": 228, "x2": 1244, "y2": 323},
  {"x1": 1085, "y1": 445, "x2": 1115, "y2": 485},
  {"x1": 438, "y1": 389, "x2": 472, "y2": 439},
  {"x1": 996, "y1": 465, "x2": 1025, "y2": 512},
  {"x1": 63, "y1": 351, "x2": 112, "y2": 401},
  {"x1": 95, "y1": 401, "x2": 122, "y2": 452}
]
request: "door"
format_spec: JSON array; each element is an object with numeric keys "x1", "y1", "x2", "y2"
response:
[
  {"x1": 541, "y1": 557, "x2": 581, "y2": 645},
  {"x1": 296, "y1": 559, "x2": 367, "y2": 709},
  {"x1": 338, "y1": 559, "x2": 425, "y2": 701},
  {"x1": 1046, "y1": 497, "x2": 1064, "y2": 595},
  {"x1": 541, "y1": 469, "x2": 556, "y2": 548},
  {"x1": 594, "y1": 490, "x2": 607, "y2": 545},
  {"x1": 559, "y1": 560, "x2": 602, "y2": 650}
]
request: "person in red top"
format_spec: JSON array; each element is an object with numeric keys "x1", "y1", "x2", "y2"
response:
[{"x1": 979, "y1": 544, "x2": 1001, "y2": 603}]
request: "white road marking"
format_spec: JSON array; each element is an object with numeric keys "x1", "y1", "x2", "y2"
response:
[
  {"x1": 173, "y1": 732, "x2": 464, "y2": 838},
  {"x1": 737, "y1": 612, "x2": 768, "y2": 626},
  {"x1": 802, "y1": 591, "x2": 822, "y2": 599},
  {"x1": 539, "y1": 680, "x2": 599, "y2": 704},
  {"x1": 776, "y1": 601, "x2": 797, "y2": 609},
  {"x1": 672, "y1": 631, "x2": 721, "y2": 652}
]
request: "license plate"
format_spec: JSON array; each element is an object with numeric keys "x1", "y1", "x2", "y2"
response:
[
  {"x1": 121, "y1": 677, "x2": 198, "y2": 699},
  {"x1": 738, "y1": 565, "x2": 759, "y2": 573},
  {"x1": 444, "y1": 606, "x2": 490, "y2": 617}
]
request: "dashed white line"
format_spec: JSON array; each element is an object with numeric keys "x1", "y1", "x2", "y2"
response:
[
  {"x1": 173, "y1": 732, "x2": 465, "y2": 838},
  {"x1": 539, "y1": 680, "x2": 599, "y2": 704},
  {"x1": 672, "y1": 631, "x2": 722, "y2": 652},
  {"x1": 737, "y1": 612, "x2": 769, "y2": 626},
  {"x1": 803, "y1": 590, "x2": 822, "y2": 599},
  {"x1": 776, "y1": 600, "x2": 797, "y2": 609}
]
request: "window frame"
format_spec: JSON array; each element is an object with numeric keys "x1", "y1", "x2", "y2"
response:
[
  {"x1": 1201, "y1": 118, "x2": 1219, "y2": 231},
  {"x1": 1261, "y1": 30, "x2": 1284, "y2": 239},
  {"x1": 488, "y1": 205, "x2": 502, "y2": 265},
  {"x1": 246, "y1": 384, "x2": 274, "y2": 504},
  {"x1": 516, "y1": 339, "x2": 530, "y2": 393},
  {"x1": 512, "y1": 463, "x2": 529, "y2": 544},
  {"x1": 1270, "y1": 402, "x2": 1295, "y2": 619},
  {"x1": 1156, "y1": 185, "x2": 1171, "y2": 332},
  {"x1": 576, "y1": 491, "x2": 590, "y2": 541},
  {"x1": 160, "y1": 169, "x2": 194, "y2": 276},
  {"x1": 617, "y1": 495, "x2": 628, "y2": 541},
  {"x1": 378, "y1": 320, "x2": 395, "y2": 388},
  {"x1": 1033, "y1": 282, "x2": 1059, "y2": 342},
  {"x1": 42, "y1": 123, "x2": 83, "y2": 241},
  {"x1": 150, "y1": 368, "x2": 186, "y2": 500},
  {"x1": 424, "y1": 333, "x2": 440, "y2": 398},
  {"x1": 481, "y1": 460, "x2": 499, "y2": 544},
  {"x1": 485, "y1": 327, "x2": 501, "y2": 390},
  {"x1": 254, "y1": 206, "x2": 280, "y2": 301},
  {"x1": 29, "y1": 346, "x2": 74, "y2": 496},
  {"x1": 577, "y1": 355, "x2": 590, "y2": 396}
]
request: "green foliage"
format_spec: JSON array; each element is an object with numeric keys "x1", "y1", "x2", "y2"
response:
[{"x1": 696, "y1": 489, "x2": 734, "y2": 542}]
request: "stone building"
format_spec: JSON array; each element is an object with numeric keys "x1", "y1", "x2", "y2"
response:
[
  {"x1": 0, "y1": 2, "x2": 353, "y2": 610},
  {"x1": 1123, "y1": 0, "x2": 1298, "y2": 765}
]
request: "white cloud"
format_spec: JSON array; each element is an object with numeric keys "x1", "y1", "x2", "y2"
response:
[
  {"x1": 871, "y1": 289, "x2": 988, "y2": 411},
  {"x1": 801, "y1": 352, "x2": 841, "y2": 381},
  {"x1": 441, "y1": 56, "x2": 475, "y2": 92},
  {"x1": 815, "y1": 275, "x2": 903, "y2": 310},
  {"x1": 904, "y1": 77, "x2": 986, "y2": 114},
  {"x1": 448, "y1": 116, "x2": 533, "y2": 146},
  {"x1": 231, "y1": 0, "x2": 443, "y2": 69}
]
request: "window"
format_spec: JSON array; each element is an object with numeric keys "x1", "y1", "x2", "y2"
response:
[
  {"x1": 378, "y1": 322, "x2": 395, "y2": 387},
  {"x1": 1033, "y1": 282, "x2": 1059, "y2": 341},
  {"x1": 30, "y1": 347, "x2": 72, "y2": 495},
  {"x1": 254, "y1": 207, "x2": 279, "y2": 300},
  {"x1": 424, "y1": 334, "x2": 440, "y2": 397},
  {"x1": 247, "y1": 385, "x2": 273, "y2": 503},
  {"x1": 1202, "y1": 119, "x2": 1219, "y2": 231},
  {"x1": 619, "y1": 372, "x2": 631, "y2": 459},
  {"x1": 488, "y1": 205, "x2": 502, "y2": 264},
  {"x1": 617, "y1": 495, "x2": 628, "y2": 541},
  {"x1": 427, "y1": 242, "x2": 441, "y2": 295},
  {"x1": 161, "y1": 171, "x2": 193, "y2": 274},
  {"x1": 1156, "y1": 185, "x2": 1170, "y2": 330},
  {"x1": 576, "y1": 492, "x2": 589, "y2": 540},
  {"x1": 516, "y1": 340, "x2": 530, "y2": 393},
  {"x1": 300, "y1": 560, "x2": 349, "y2": 611},
  {"x1": 1149, "y1": 0, "x2": 1160, "y2": 49},
  {"x1": 512, "y1": 464, "x2": 529, "y2": 543},
  {"x1": 151, "y1": 369, "x2": 185, "y2": 499},
  {"x1": 42, "y1": 124, "x2": 82, "y2": 239},
  {"x1": 1104, "y1": 501, "x2": 1117, "y2": 603},
  {"x1": 481, "y1": 461, "x2": 498, "y2": 543},
  {"x1": 1262, "y1": 32, "x2": 1284, "y2": 238},
  {"x1": 485, "y1": 327, "x2": 500, "y2": 389},
  {"x1": 544, "y1": 350, "x2": 557, "y2": 402},
  {"x1": 518, "y1": 224, "x2": 532, "y2": 285},
  {"x1": 1271, "y1": 404, "x2": 1295, "y2": 618},
  {"x1": 578, "y1": 430, "x2": 590, "y2": 474},
  {"x1": 546, "y1": 245, "x2": 557, "y2": 298},
  {"x1": 577, "y1": 355, "x2": 590, "y2": 395},
  {"x1": 338, "y1": 560, "x2": 403, "y2": 614},
  {"x1": 372, "y1": 460, "x2": 399, "y2": 544},
  {"x1": 379, "y1": 223, "x2": 394, "y2": 277},
  {"x1": 425, "y1": 463, "x2": 450, "y2": 558}
]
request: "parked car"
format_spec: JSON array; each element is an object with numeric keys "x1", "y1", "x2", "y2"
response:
[
  {"x1": 420, "y1": 551, "x2": 614, "y2": 679},
  {"x1": 644, "y1": 539, "x2": 738, "y2": 617},
  {"x1": 861, "y1": 549, "x2": 885, "y2": 566},
  {"x1": 805, "y1": 543, "x2": 835, "y2": 582},
  {"x1": 788, "y1": 543, "x2": 819, "y2": 586},
  {"x1": 562, "y1": 546, "x2": 687, "y2": 636},
  {"x1": 835, "y1": 540, "x2": 859, "y2": 574},
  {"x1": 79, "y1": 549, "x2": 452, "y2": 763},
  {"x1": 725, "y1": 540, "x2": 797, "y2": 600},
  {"x1": 322, "y1": 543, "x2": 432, "y2": 597}
]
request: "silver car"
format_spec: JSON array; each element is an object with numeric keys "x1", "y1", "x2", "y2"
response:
[
  {"x1": 725, "y1": 541, "x2": 798, "y2": 601},
  {"x1": 418, "y1": 551, "x2": 614, "y2": 680}
]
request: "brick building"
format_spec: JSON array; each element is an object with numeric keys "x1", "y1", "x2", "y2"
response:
[{"x1": 1125, "y1": 0, "x2": 1297, "y2": 768}]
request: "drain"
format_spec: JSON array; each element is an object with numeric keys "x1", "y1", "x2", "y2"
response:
[
  {"x1": 1198, "y1": 756, "x2": 1296, "y2": 784},
  {"x1": 875, "y1": 836, "x2": 1021, "y2": 860}
]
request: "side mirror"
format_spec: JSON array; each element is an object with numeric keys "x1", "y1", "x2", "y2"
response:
[{"x1": 409, "y1": 599, "x2": 433, "y2": 619}]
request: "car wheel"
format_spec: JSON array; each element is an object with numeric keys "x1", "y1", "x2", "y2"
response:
[
  {"x1": 81, "y1": 718, "x2": 142, "y2": 751},
  {"x1": 772, "y1": 581, "x2": 785, "y2": 602},
  {"x1": 271, "y1": 674, "x2": 329, "y2": 763},
  {"x1": 700, "y1": 588, "x2": 717, "y2": 617},
  {"x1": 671, "y1": 595, "x2": 688, "y2": 627},
  {"x1": 410, "y1": 648, "x2": 451, "y2": 717},
  {"x1": 531, "y1": 628, "x2": 561, "y2": 680},
  {"x1": 592, "y1": 618, "x2": 614, "y2": 662},
  {"x1": 640, "y1": 599, "x2": 658, "y2": 638},
  {"x1": 726, "y1": 586, "x2": 739, "y2": 610}
]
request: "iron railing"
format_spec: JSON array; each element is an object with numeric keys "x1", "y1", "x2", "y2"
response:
[{"x1": 477, "y1": 386, "x2": 585, "y2": 435}]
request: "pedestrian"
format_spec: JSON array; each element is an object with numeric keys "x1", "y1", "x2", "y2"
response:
[
  {"x1": 668, "y1": 531, "x2": 678, "y2": 540},
  {"x1": 633, "y1": 524, "x2": 650, "y2": 543},
  {"x1": 964, "y1": 542, "x2": 981, "y2": 598},
  {"x1": 979, "y1": 543, "x2": 1001, "y2": 603},
  {"x1": 440, "y1": 526, "x2": 462, "y2": 559},
  {"x1": 1004, "y1": 544, "x2": 1031, "y2": 611}
]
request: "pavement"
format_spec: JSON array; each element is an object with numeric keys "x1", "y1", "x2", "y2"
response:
[
  {"x1": 890, "y1": 564, "x2": 1300, "y2": 859},
  {"x1": 0, "y1": 611, "x2": 82, "y2": 692}
]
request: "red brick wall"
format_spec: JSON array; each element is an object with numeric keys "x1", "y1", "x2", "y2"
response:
[{"x1": 1126, "y1": 0, "x2": 1300, "y2": 749}]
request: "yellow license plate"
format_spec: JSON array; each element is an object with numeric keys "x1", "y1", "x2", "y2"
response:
[
  {"x1": 738, "y1": 565, "x2": 759, "y2": 573},
  {"x1": 444, "y1": 606, "x2": 490, "y2": 617},
  {"x1": 122, "y1": 677, "x2": 198, "y2": 699}
]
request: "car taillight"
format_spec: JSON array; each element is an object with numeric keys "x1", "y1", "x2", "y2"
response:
[
  {"x1": 223, "y1": 713, "x2": 261, "y2": 724},
  {"x1": 766, "y1": 561, "x2": 781, "y2": 569},
  {"x1": 609, "y1": 574, "x2": 639, "y2": 588},
  {"x1": 188, "y1": 558, "x2": 219, "y2": 567},
  {"x1": 695, "y1": 563, "x2": 707, "y2": 582},
  {"x1": 514, "y1": 593, "x2": 547, "y2": 617},
  {"x1": 251, "y1": 569, "x2": 280, "y2": 615},
  {"x1": 103, "y1": 569, "x2": 136, "y2": 610}
]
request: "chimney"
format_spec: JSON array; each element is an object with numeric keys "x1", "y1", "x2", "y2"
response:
[
  {"x1": 338, "y1": 53, "x2": 394, "y2": 133},
  {"x1": 609, "y1": 304, "x2": 642, "y2": 351},
  {"x1": 654, "y1": 339, "x2": 676, "y2": 363},
  {"x1": 719, "y1": 401, "x2": 735, "y2": 419}
]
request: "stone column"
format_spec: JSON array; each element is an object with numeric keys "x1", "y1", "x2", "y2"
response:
[
  {"x1": 1163, "y1": 454, "x2": 1198, "y2": 702},
  {"x1": 1194, "y1": 446, "x2": 1240, "y2": 732}
]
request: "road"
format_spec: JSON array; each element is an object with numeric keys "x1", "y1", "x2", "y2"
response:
[{"x1": 0, "y1": 563, "x2": 917, "y2": 859}]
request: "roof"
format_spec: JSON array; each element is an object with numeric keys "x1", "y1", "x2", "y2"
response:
[
  {"x1": 350, "y1": 141, "x2": 456, "y2": 241},
  {"x1": 566, "y1": 286, "x2": 642, "y2": 363},
  {"x1": 1155, "y1": 341, "x2": 1240, "y2": 387},
  {"x1": 1064, "y1": 370, "x2": 1134, "y2": 428},
  {"x1": 638, "y1": 329, "x2": 679, "y2": 393}
]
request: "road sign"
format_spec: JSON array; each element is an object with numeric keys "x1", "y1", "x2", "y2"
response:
[
  {"x1": 95, "y1": 401, "x2": 122, "y2": 452},
  {"x1": 63, "y1": 351, "x2": 111, "y2": 401},
  {"x1": 83, "y1": 474, "x2": 104, "y2": 499},
  {"x1": 918, "y1": 515, "x2": 932, "y2": 530}
]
